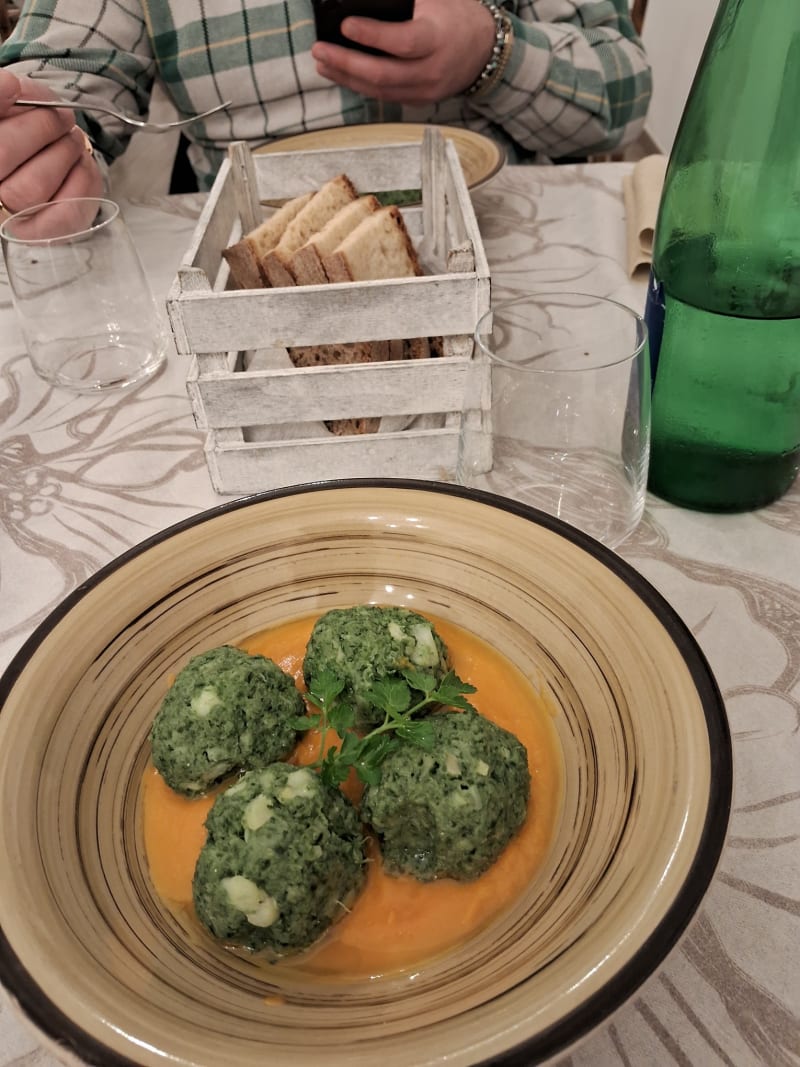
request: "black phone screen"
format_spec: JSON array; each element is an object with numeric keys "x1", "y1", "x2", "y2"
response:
[{"x1": 313, "y1": 0, "x2": 415, "y2": 54}]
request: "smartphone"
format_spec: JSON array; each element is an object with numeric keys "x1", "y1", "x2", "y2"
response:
[{"x1": 312, "y1": 0, "x2": 415, "y2": 55}]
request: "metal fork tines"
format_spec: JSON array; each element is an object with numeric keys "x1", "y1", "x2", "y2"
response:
[{"x1": 12, "y1": 98, "x2": 232, "y2": 134}]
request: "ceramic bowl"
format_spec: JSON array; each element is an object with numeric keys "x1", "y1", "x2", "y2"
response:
[
  {"x1": 254, "y1": 123, "x2": 506, "y2": 193},
  {"x1": 0, "y1": 481, "x2": 731, "y2": 1066}
]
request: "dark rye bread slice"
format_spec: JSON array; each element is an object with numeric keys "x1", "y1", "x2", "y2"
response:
[
  {"x1": 287, "y1": 337, "x2": 435, "y2": 435},
  {"x1": 221, "y1": 192, "x2": 314, "y2": 289},
  {"x1": 289, "y1": 195, "x2": 381, "y2": 286},
  {"x1": 287, "y1": 339, "x2": 392, "y2": 435},
  {"x1": 260, "y1": 174, "x2": 358, "y2": 288}
]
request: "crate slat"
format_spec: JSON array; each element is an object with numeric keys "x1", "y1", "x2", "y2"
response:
[
  {"x1": 251, "y1": 143, "x2": 424, "y2": 200},
  {"x1": 171, "y1": 273, "x2": 487, "y2": 352},
  {"x1": 206, "y1": 427, "x2": 461, "y2": 495},
  {"x1": 181, "y1": 160, "x2": 240, "y2": 287},
  {"x1": 189, "y1": 356, "x2": 471, "y2": 428}
]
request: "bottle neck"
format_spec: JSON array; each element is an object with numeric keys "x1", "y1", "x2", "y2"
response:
[
  {"x1": 670, "y1": 0, "x2": 800, "y2": 168},
  {"x1": 653, "y1": 0, "x2": 800, "y2": 317}
]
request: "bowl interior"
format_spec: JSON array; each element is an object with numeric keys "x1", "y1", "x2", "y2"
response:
[
  {"x1": 0, "y1": 482, "x2": 730, "y2": 1067},
  {"x1": 253, "y1": 123, "x2": 506, "y2": 192}
]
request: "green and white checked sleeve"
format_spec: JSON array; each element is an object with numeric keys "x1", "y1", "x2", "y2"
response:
[
  {"x1": 469, "y1": 0, "x2": 653, "y2": 157},
  {"x1": 0, "y1": 0, "x2": 157, "y2": 161}
]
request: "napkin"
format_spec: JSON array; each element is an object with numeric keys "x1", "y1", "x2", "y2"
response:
[{"x1": 623, "y1": 154, "x2": 668, "y2": 277}]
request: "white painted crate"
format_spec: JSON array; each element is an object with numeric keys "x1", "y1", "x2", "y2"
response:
[{"x1": 166, "y1": 131, "x2": 492, "y2": 495}]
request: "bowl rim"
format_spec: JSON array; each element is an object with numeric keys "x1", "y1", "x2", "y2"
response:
[{"x1": 0, "y1": 478, "x2": 733, "y2": 1067}]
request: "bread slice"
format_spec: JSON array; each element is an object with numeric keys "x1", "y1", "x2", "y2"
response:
[
  {"x1": 261, "y1": 174, "x2": 358, "y2": 287},
  {"x1": 322, "y1": 205, "x2": 423, "y2": 283},
  {"x1": 221, "y1": 241, "x2": 263, "y2": 290},
  {"x1": 325, "y1": 416, "x2": 381, "y2": 436},
  {"x1": 223, "y1": 172, "x2": 431, "y2": 437},
  {"x1": 289, "y1": 195, "x2": 381, "y2": 286},
  {"x1": 287, "y1": 337, "x2": 390, "y2": 435},
  {"x1": 222, "y1": 192, "x2": 314, "y2": 289},
  {"x1": 287, "y1": 340, "x2": 389, "y2": 368},
  {"x1": 294, "y1": 204, "x2": 426, "y2": 434}
]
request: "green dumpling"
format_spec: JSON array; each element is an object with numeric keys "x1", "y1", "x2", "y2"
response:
[
  {"x1": 303, "y1": 605, "x2": 450, "y2": 727},
  {"x1": 361, "y1": 708, "x2": 530, "y2": 881},
  {"x1": 193, "y1": 765, "x2": 365, "y2": 953},
  {"x1": 150, "y1": 645, "x2": 302, "y2": 795}
]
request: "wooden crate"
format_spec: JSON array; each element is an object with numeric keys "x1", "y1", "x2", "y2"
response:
[{"x1": 166, "y1": 131, "x2": 492, "y2": 495}]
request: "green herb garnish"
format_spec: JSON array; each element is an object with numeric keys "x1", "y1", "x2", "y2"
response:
[
  {"x1": 292, "y1": 667, "x2": 477, "y2": 789},
  {"x1": 371, "y1": 189, "x2": 422, "y2": 206}
]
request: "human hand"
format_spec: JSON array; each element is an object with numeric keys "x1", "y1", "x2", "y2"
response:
[
  {"x1": 310, "y1": 0, "x2": 496, "y2": 104},
  {"x1": 0, "y1": 69, "x2": 103, "y2": 226}
]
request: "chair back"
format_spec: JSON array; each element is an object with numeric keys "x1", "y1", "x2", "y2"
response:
[
  {"x1": 632, "y1": 0, "x2": 647, "y2": 33},
  {"x1": 0, "y1": 0, "x2": 20, "y2": 40}
]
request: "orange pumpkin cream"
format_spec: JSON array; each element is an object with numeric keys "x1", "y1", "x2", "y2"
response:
[{"x1": 142, "y1": 613, "x2": 562, "y2": 981}]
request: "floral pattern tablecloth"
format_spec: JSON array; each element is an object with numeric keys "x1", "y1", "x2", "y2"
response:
[{"x1": 0, "y1": 163, "x2": 797, "y2": 1067}]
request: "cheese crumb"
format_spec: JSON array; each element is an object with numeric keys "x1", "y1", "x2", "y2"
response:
[
  {"x1": 221, "y1": 876, "x2": 279, "y2": 928},
  {"x1": 191, "y1": 686, "x2": 222, "y2": 717}
]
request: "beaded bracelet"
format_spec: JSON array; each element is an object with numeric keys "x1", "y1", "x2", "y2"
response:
[{"x1": 465, "y1": 0, "x2": 514, "y2": 98}]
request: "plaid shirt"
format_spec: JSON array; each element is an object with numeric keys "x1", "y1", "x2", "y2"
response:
[{"x1": 1, "y1": 0, "x2": 652, "y2": 190}]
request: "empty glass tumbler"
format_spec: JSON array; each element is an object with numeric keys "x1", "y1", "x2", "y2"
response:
[
  {"x1": 458, "y1": 292, "x2": 651, "y2": 549},
  {"x1": 0, "y1": 197, "x2": 167, "y2": 392}
]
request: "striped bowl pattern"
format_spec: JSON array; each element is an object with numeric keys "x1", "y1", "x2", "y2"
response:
[{"x1": 0, "y1": 481, "x2": 731, "y2": 1067}]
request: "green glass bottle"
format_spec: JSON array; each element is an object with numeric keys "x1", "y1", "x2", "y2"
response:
[{"x1": 645, "y1": 0, "x2": 800, "y2": 511}]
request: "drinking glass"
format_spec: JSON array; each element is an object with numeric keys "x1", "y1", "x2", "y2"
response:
[
  {"x1": 0, "y1": 197, "x2": 167, "y2": 392},
  {"x1": 0, "y1": 259, "x2": 10, "y2": 309},
  {"x1": 458, "y1": 292, "x2": 650, "y2": 549}
]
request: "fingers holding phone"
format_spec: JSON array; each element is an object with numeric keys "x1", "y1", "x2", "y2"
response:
[
  {"x1": 311, "y1": 0, "x2": 496, "y2": 105},
  {"x1": 313, "y1": 0, "x2": 415, "y2": 55}
]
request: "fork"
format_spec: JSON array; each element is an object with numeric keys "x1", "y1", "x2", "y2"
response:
[{"x1": 12, "y1": 98, "x2": 232, "y2": 134}]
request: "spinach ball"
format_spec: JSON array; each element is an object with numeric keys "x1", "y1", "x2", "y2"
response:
[
  {"x1": 361, "y1": 709, "x2": 530, "y2": 881},
  {"x1": 193, "y1": 765, "x2": 365, "y2": 953},
  {"x1": 150, "y1": 646, "x2": 302, "y2": 795},
  {"x1": 303, "y1": 605, "x2": 450, "y2": 727}
]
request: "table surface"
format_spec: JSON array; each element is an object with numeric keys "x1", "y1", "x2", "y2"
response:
[{"x1": 0, "y1": 162, "x2": 798, "y2": 1067}]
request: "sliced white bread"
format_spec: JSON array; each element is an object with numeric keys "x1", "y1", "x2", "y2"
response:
[
  {"x1": 289, "y1": 194, "x2": 381, "y2": 286},
  {"x1": 322, "y1": 204, "x2": 423, "y2": 283},
  {"x1": 261, "y1": 174, "x2": 358, "y2": 287},
  {"x1": 221, "y1": 192, "x2": 314, "y2": 289}
]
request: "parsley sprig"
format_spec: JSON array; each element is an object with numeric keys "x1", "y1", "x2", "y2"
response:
[{"x1": 289, "y1": 668, "x2": 477, "y2": 788}]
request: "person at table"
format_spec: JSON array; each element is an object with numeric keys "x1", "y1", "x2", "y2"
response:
[{"x1": 0, "y1": 0, "x2": 651, "y2": 218}]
